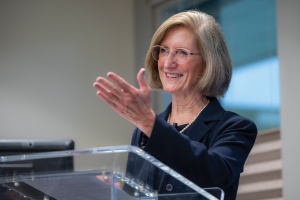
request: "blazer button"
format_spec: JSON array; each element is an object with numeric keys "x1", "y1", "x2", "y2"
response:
[{"x1": 166, "y1": 183, "x2": 173, "y2": 192}]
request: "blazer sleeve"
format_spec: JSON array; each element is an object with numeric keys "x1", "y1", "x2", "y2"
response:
[
  {"x1": 142, "y1": 112, "x2": 257, "y2": 189},
  {"x1": 126, "y1": 127, "x2": 139, "y2": 176}
]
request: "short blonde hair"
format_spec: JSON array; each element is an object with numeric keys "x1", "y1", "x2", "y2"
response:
[{"x1": 145, "y1": 10, "x2": 232, "y2": 97}]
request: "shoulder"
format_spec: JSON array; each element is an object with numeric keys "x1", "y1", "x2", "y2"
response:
[
  {"x1": 199, "y1": 97, "x2": 256, "y2": 133},
  {"x1": 218, "y1": 110, "x2": 257, "y2": 135}
]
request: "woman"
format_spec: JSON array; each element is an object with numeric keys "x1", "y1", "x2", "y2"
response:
[{"x1": 93, "y1": 11, "x2": 257, "y2": 200}]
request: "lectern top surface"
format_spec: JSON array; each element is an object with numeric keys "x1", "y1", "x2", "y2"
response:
[{"x1": 0, "y1": 145, "x2": 223, "y2": 200}]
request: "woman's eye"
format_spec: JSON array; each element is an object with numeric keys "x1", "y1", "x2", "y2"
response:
[
  {"x1": 160, "y1": 48, "x2": 167, "y2": 53},
  {"x1": 178, "y1": 50, "x2": 188, "y2": 56}
]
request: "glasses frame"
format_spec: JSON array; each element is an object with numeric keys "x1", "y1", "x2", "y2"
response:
[{"x1": 151, "y1": 45, "x2": 201, "y2": 64}]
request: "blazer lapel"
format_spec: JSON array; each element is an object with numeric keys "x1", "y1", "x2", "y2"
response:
[
  {"x1": 186, "y1": 97, "x2": 225, "y2": 142},
  {"x1": 186, "y1": 121, "x2": 210, "y2": 141},
  {"x1": 135, "y1": 98, "x2": 224, "y2": 144}
]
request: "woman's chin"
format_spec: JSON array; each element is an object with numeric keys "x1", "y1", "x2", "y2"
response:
[{"x1": 163, "y1": 87, "x2": 179, "y2": 94}]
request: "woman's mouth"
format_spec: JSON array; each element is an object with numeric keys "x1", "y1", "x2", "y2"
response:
[{"x1": 166, "y1": 73, "x2": 183, "y2": 78}]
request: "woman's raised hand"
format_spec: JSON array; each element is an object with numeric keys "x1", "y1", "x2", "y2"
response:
[{"x1": 93, "y1": 68, "x2": 155, "y2": 137}]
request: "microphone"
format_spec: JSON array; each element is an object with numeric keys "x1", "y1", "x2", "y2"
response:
[{"x1": 173, "y1": 123, "x2": 178, "y2": 129}]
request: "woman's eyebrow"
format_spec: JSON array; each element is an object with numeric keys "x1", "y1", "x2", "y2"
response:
[
  {"x1": 160, "y1": 44, "x2": 169, "y2": 48},
  {"x1": 160, "y1": 44, "x2": 188, "y2": 50}
]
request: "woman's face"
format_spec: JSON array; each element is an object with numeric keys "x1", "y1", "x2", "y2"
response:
[{"x1": 158, "y1": 26, "x2": 205, "y2": 96}]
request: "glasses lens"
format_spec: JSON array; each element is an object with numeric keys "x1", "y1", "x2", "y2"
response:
[
  {"x1": 152, "y1": 46, "x2": 160, "y2": 61},
  {"x1": 174, "y1": 49, "x2": 188, "y2": 64},
  {"x1": 152, "y1": 46, "x2": 168, "y2": 61}
]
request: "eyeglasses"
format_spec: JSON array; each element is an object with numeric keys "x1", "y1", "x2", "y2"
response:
[{"x1": 151, "y1": 45, "x2": 201, "y2": 64}]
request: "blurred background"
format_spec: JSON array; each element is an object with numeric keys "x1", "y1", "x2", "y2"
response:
[
  {"x1": 0, "y1": 0, "x2": 136, "y2": 149},
  {"x1": 0, "y1": 0, "x2": 299, "y2": 199}
]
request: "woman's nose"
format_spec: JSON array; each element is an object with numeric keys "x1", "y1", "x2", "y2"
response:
[{"x1": 163, "y1": 53, "x2": 177, "y2": 68}]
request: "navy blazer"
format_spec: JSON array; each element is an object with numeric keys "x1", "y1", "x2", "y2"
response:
[{"x1": 126, "y1": 97, "x2": 257, "y2": 200}]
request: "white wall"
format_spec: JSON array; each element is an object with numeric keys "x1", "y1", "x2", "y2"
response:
[
  {"x1": 277, "y1": 0, "x2": 300, "y2": 199},
  {"x1": 0, "y1": 0, "x2": 135, "y2": 149}
]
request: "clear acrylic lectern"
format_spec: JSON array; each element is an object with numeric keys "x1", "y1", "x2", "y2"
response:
[{"x1": 0, "y1": 145, "x2": 224, "y2": 200}]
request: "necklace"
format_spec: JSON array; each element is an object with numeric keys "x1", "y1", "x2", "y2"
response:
[{"x1": 167, "y1": 99, "x2": 210, "y2": 134}]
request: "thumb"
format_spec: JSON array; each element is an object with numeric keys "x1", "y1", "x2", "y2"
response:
[{"x1": 137, "y1": 68, "x2": 150, "y2": 92}]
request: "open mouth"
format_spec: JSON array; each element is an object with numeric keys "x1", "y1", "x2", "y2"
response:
[{"x1": 166, "y1": 73, "x2": 183, "y2": 78}]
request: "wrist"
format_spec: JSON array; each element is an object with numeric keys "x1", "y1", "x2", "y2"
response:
[{"x1": 137, "y1": 111, "x2": 156, "y2": 138}]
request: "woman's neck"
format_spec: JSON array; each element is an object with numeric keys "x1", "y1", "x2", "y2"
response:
[{"x1": 169, "y1": 92, "x2": 208, "y2": 126}]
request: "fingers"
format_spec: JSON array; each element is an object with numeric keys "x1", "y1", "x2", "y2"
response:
[
  {"x1": 95, "y1": 84, "x2": 118, "y2": 107},
  {"x1": 94, "y1": 71, "x2": 154, "y2": 136},
  {"x1": 95, "y1": 77, "x2": 122, "y2": 99},
  {"x1": 137, "y1": 68, "x2": 151, "y2": 92},
  {"x1": 107, "y1": 72, "x2": 136, "y2": 94}
]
